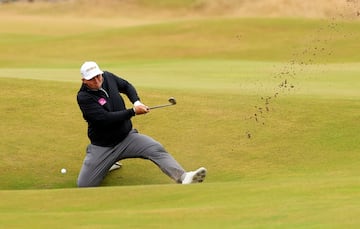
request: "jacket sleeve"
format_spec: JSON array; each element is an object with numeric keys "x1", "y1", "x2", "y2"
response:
[
  {"x1": 108, "y1": 72, "x2": 140, "y2": 103},
  {"x1": 77, "y1": 92, "x2": 135, "y2": 126}
]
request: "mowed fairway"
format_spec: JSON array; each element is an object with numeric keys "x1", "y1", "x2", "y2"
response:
[{"x1": 1, "y1": 1, "x2": 360, "y2": 228}]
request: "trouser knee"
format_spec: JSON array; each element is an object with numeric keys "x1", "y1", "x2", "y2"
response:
[{"x1": 77, "y1": 176, "x2": 101, "y2": 188}]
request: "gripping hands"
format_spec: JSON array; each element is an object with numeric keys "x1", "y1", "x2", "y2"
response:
[{"x1": 133, "y1": 101, "x2": 150, "y2": 115}]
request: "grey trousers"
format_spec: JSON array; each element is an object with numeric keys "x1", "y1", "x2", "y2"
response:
[{"x1": 77, "y1": 129, "x2": 186, "y2": 187}]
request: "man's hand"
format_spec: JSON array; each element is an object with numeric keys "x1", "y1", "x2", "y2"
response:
[{"x1": 133, "y1": 101, "x2": 149, "y2": 115}]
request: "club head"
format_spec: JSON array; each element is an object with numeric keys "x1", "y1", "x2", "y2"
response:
[{"x1": 168, "y1": 97, "x2": 176, "y2": 105}]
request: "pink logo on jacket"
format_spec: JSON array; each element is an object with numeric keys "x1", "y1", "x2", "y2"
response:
[{"x1": 98, "y1": 98, "x2": 107, "y2": 106}]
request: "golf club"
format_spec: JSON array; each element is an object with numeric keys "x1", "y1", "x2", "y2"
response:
[{"x1": 149, "y1": 97, "x2": 177, "y2": 110}]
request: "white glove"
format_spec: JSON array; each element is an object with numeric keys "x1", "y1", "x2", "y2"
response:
[
  {"x1": 133, "y1": 100, "x2": 149, "y2": 115},
  {"x1": 134, "y1": 100, "x2": 144, "y2": 107}
]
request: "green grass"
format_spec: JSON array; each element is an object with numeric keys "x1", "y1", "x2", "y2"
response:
[
  {"x1": 1, "y1": 61, "x2": 359, "y2": 228},
  {"x1": 1, "y1": 2, "x2": 360, "y2": 228},
  {"x1": 1, "y1": 61, "x2": 358, "y2": 188},
  {"x1": 1, "y1": 16, "x2": 360, "y2": 68},
  {"x1": 1, "y1": 177, "x2": 360, "y2": 228}
]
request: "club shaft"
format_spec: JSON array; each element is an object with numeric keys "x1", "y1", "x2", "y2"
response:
[{"x1": 149, "y1": 104, "x2": 174, "y2": 110}]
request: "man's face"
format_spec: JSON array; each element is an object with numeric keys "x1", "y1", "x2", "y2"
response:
[{"x1": 82, "y1": 74, "x2": 103, "y2": 90}]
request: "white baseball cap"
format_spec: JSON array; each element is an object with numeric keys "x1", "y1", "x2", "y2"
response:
[{"x1": 80, "y1": 61, "x2": 104, "y2": 80}]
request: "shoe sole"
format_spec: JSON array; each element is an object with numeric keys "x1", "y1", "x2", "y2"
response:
[
  {"x1": 192, "y1": 168, "x2": 207, "y2": 183},
  {"x1": 109, "y1": 162, "x2": 122, "y2": 172}
]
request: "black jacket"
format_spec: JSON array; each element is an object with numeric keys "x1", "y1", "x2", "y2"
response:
[{"x1": 77, "y1": 71, "x2": 140, "y2": 146}]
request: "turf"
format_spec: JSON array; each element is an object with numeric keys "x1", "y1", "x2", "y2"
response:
[
  {"x1": 1, "y1": 1, "x2": 360, "y2": 228},
  {"x1": 1, "y1": 16, "x2": 360, "y2": 67},
  {"x1": 1, "y1": 177, "x2": 360, "y2": 229}
]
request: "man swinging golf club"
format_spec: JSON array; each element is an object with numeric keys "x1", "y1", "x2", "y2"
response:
[{"x1": 76, "y1": 61, "x2": 207, "y2": 187}]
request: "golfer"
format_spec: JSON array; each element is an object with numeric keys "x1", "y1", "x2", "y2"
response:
[{"x1": 76, "y1": 61, "x2": 207, "y2": 187}]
